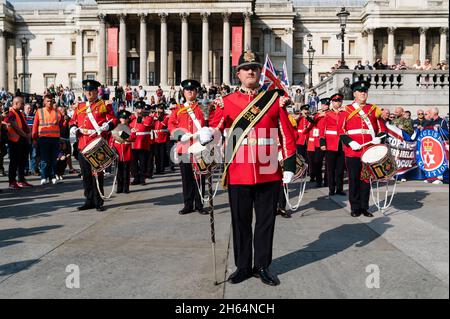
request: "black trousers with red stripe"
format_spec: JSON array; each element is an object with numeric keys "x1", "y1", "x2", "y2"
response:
[
  {"x1": 326, "y1": 148, "x2": 345, "y2": 193},
  {"x1": 346, "y1": 157, "x2": 371, "y2": 212}
]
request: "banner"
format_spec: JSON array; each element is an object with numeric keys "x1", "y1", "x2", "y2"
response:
[
  {"x1": 387, "y1": 132, "x2": 417, "y2": 177},
  {"x1": 107, "y1": 28, "x2": 118, "y2": 67},
  {"x1": 231, "y1": 27, "x2": 243, "y2": 67},
  {"x1": 416, "y1": 129, "x2": 449, "y2": 179}
]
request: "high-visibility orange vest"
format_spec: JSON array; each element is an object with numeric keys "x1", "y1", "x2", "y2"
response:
[
  {"x1": 7, "y1": 108, "x2": 25, "y2": 142},
  {"x1": 37, "y1": 107, "x2": 60, "y2": 138}
]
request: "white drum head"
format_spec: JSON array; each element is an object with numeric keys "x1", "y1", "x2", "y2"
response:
[
  {"x1": 361, "y1": 145, "x2": 388, "y2": 164},
  {"x1": 83, "y1": 137, "x2": 103, "y2": 153},
  {"x1": 188, "y1": 141, "x2": 206, "y2": 155}
]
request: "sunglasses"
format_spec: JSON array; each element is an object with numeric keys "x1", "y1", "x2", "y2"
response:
[
  {"x1": 418, "y1": 113, "x2": 424, "y2": 115},
  {"x1": 239, "y1": 65, "x2": 260, "y2": 71}
]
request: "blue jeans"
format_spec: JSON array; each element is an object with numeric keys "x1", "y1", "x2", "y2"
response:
[
  {"x1": 26, "y1": 143, "x2": 38, "y2": 172},
  {"x1": 38, "y1": 137, "x2": 59, "y2": 180}
]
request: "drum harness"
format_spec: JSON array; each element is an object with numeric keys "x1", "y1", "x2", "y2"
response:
[{"x1": 85, "y1": 103, "x2": 118, "y2": 199}]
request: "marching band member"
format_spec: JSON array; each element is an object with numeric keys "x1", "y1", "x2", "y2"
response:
[
  {"x1": 110, "y1": 110, "x2": 135, "y2": 194},
  {"x1": 153, "y1": 103, "x2": 170, "y2": 175},
  {"x1": 168, "y1": 79, "x2": 208, "y2": 215},
  {"x1": 205, "y1": 50, "x2": 297, "y2": 286},
  {"x1": 320, "y1": 93, "x2": 346, "y2": 196},
  {"x1": 129, "y1": 101, "x2": 153, "y2": 185},
  {"x1": 69, "y1": 80, "x2": 117, "y2": 212},
  {"x1": 295, "y1": 104, "x2": 312, "y2": 160},
  {"x1": 337, "y1": 80, "x2": 386, "y2": 217}
]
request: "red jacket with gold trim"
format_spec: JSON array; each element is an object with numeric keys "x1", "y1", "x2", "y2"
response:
[{"x1": 129, "y1": 115, "x2": 154, "y2": 150}]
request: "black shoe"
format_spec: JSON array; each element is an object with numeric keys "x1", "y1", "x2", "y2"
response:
[
  {"x1": 96, "y1": 206, "x2": 106, "y2": 212},
  {"x1": 329, "y1": 191, "x2": 336, "y2": 196},
  {"x1": 124, "y1": 189, "x2": 130, "y2": 194},
  {"x1": 281, "y1": 211, "x2": 291, "y2": 218},
  {"x1": 361, "y1": 209, "x2": 373, "y2": 217},
  {"x1": 116, "y1": 189, "x2": 123, "y2": 194},
  {"x1": 253, "y1": 267, "x2": 280, "y2": 286},
  {"x1": 336, "y1": 190, "x2": 346, "y2": 196},
  {"x1": 197, "y1": 207, "x2": 211, "y2": 215},
  {"x1": 351, "y1": 210, "x2": 361, "y2": 217},
  {"x1": 227, "y1": 268, "x2": 253, "y2": 284},
  {"x1": 131, "y1": 180, "x2": 140, "y2": 185},
  {"x1": 315, "y1": 183, "x2": 322, "y2": 188},
  {"x1": 78, "y1": 204, "x2": 94, "y2": 211},
  {"x1": 179, "y1": 207, "x2": 194, "y2": 215}
]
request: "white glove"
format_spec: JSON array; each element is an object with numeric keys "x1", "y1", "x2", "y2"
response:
[
  {"x1": 70, "y1": 126, "x2": 78, "y2": 137},
  {"x1": 180, "y1": 133, "x2": 192, "y2": 143},
  {"x1": 371, "y1": 137, "x2": 382, "y2": 145},
  {"x1": 100, "y1": 122, "x2": 110, "y2": 132},
  {"x1": 199, "y1": 127, "x2": 214, "y2": 145},
  {"x1": 349, "y1": 141, "x2": 362, "y2": 151},
  {"x1": 283, "y1": 171, "x2": 295, "y2": 184}
]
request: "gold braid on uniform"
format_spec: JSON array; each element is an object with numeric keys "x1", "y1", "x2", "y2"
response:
[{"x1": 177, "y1": 103, "x2": 198, "y2": 116}]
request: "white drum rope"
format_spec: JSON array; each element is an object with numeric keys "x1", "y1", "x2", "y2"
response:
[
  {"x1": 193, "y1": 169, "x2": 221, "y2": 204},
  {"x1": 95, "y1": 158, "x2": 118, "y2": 200},
  {"x1": 370, "y1": 175, "x2": 398, "y2": 213},
  {"x1": 283, "y1": 176, "x2": 308, "y2": 211}
]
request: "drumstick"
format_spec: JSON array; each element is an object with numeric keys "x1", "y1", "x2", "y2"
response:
[
  {"x1": 89, "y1": 120, "x2": 114, "y2": 137},
  {"x1": 360, "y1": 134, "x2": 387, "y2": 148}
]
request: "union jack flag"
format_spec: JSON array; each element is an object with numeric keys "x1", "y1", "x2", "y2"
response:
[{"x1": 259, "y1": 55, "x2": 288, "y2": 95}]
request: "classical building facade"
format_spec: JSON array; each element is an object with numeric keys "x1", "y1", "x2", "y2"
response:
[{"x1": 0, "y1": 0, "x2": 448, "y2": 93}]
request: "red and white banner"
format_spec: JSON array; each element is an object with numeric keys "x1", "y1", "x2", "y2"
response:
[
  {"x1": 231, "y1": 27, "x2": 243, "y2": 67},
  {"x1": 107, "y1": 28, "x2": 118, "y2": 67}
]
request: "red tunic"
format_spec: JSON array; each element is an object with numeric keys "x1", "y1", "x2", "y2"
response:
[
  {"x1": 319, "y1": 110, "x2": 341, "y2": 151},
  {"x1": 129, "y1": 115, "x2": 154, "y2": 150},
  {"x1": 153, "y1": 114, "x2": 170, "y2": 144},
  {"x1": 109, "y1": 129, "x2": 136, "y2": 162},
  {"x1": 209, "y1": 90, "x2": 296, "y2": 185},
  {"x1": 304, "y1": 114, "x2": 324, "y2": 151},
  {"x1": 168, "y1": 103, "x2": 205, "y2": 155},
  {"x1": 337, "y1": 102, "x2": 386, "y2": 157},
  {"x1": 69, "y1": 100, "x2": 117, "y2": 151},
  {"x1": 296, "y1": 116, "x2": 310, "y2": 146}
]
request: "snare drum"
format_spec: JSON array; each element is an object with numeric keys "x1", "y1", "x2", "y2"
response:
[
  {"x1": 279, "y1": 152, "x2": 308, "y2": 182},
  {"x1": 81, "y1": 137, "x2": 117, "y2": 172},
  {"x1": 361, "y1": 144, "x2": 397, "y2": 181}
]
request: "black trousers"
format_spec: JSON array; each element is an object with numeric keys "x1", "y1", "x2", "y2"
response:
[
  {"x1": 307, "y1": 148, "x2": 324, "y2": 184},
  {"x1": 154, "y1": 143, "x2": 166, "y2": 174},
  {"x1": 147, "y1": 146, "x2": 155, "y2": 178},
  {"x1": 326, "y1": 149, "x2": 345, "y2": 193},
  {"x1": 296, "y1": 144, "x2": 307, "y2": 160},
  {"x1": 131, "y1": 149, "x2": 149, "y2": 183},
  {"x1": 346, "y1": 157, "x2": 370, "y2": 211},
  {"x1": 179, "y1": 162, "x2": 205, "y2": 210},
  {"x1": 278, "y1": 185, "x2": 286, "y2": 210},
  {"x1": 228, "y1": 181, "x2": 281, "y2": 270},
  {"x1": 79, "y1": 155, "x2": 104, "y2": 208},
  {"x1": 117, "y1": 161, "x2": 131, "y2": 192},
  {"x1": 8, "y1": 139, "x2": 28, "y2": 183}
]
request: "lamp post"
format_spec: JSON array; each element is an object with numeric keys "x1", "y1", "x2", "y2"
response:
[
  {"x1": 336, "y1": 7, "x2": 350, "y2": 69},
  {"x1": 306, "y1": 33, "x2": 315, "y2": 88},
  {"x1": 20, "y1": 37, "x2": 28, "y2": 93}
]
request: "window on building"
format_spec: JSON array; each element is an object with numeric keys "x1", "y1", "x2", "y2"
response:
[
  {"x1": 87, "y1": 39, "x2": 94, "y2": 53},
  {"x1": 130, "y1": 34, "x2": 137, "y2": 50},
  {"x1": 252, "y1": 37, "x2": 260, "y2": 52},
  {"x1": 44, "y1": 74, "x2": 56, "y2": 88},
  {"x1": 294, "y1": 39, "x2": 303, "y2": 55},
  {"x1": 319, "y1": 72, "x2": 330, "y2": 81},
  {"x1": 275, "y1": 37, "x2": 282, "y2": 52},
  {"x1": 71, "y1": 41, "x2": 76, "y2": 56},
  {"x1": 348, "y1": 40, "x2": 356, "y2": 55},
  {"x1": 69, "y1": 74, "x2": 76, "y2": 90},
  {"x1": 85, "y1": 73, "x2": 96, "y2": 81},
  {"x1": 293, "y1": 73, "x2": 305, "y2": 85},
  {"x1": 321, "y1": 40, "x2": 328, "y2": 55},
  {"x1": 46, "y1": 42, "x2": 53, "y2": 56}
]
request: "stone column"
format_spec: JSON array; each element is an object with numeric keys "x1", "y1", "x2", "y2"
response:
[
  {"x1": 201, "y1": 12, "x2": 210, "y2": 85},
  {"x1": 387, "y1": 27, "x2": 396, "y2": 66},
  {"x1": 76, "y1": 29, "x2": 84, "y2": 85},
  {"x1": 366, "y1": 28, "x2": 374, "y2": 63},
  {"x1": 419, "y1": 27, "x2": 428, "y2": 64},
  {"x1": 0, "y1": 30, "x2": 6, "y2": 90},
  {"x1": 243, "y1": 11, "x2": 252, "y2": 51},
  {"x1": 440, "y1": 27, "x2": 448, "y2": 63},
  {"x1": 138, "y1": 13, "x2": 148, "y2": 86},
  {"x1": 98, "y1": 14, "x2": 106, "y2": 84},
  {"x1": 119, "y1": 14, "x2": 127, "y2": 86},
  {"x1": 285, "y1": 27, "x2": 293, "y2": 85},
  {"x1": 222, "y1": 12, "x2": 230, "y2": 85},
  {"x1": 159, "y1": 13, "x2": 168, "y2": 87},
  {"x1": 263, "y1": 28, "x2": 271, "y2": 60},
  {"x1": 180, "y1": 13, "x2": 189, "y2": 81}
]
